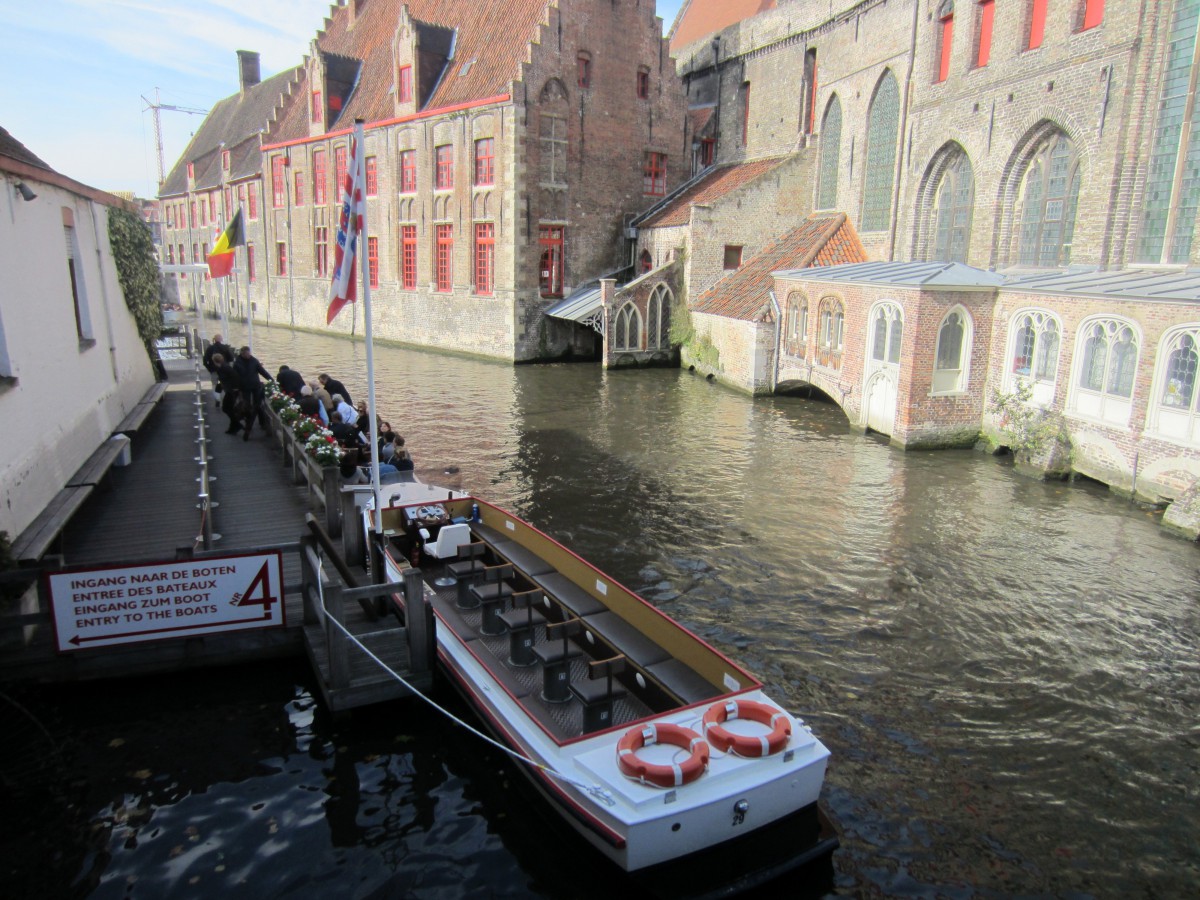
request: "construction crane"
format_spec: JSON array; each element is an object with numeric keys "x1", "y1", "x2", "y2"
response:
[{"x1": 142, "y1": 88, "x2": 208, "y2": 193}]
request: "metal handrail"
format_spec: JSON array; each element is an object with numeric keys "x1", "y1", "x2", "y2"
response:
[{"x1": 192, "y1": 355, "x2": 216, "y2": 550}]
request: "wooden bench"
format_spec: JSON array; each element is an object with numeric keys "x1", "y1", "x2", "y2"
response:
[
  {"x1": 66, "y1": 436, "x2": 129, "y2": 487},
  {"x1": 11, "y1": 485, "x2": 94, "y2": 563},
  {"x1": 115, "y1": 381, "x2": 169, "y2": 435}
]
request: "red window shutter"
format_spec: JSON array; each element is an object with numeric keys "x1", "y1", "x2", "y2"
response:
[
  {"x1": 938, "y1": 13, "x2": 954, "y2": 82},
  {"x1": 436, "y1": 224, "x2": 454, "y2": 292},
  {"x1": 294, "y1": 171, "x2": 305, "y2": 206},
  {"x1": 311, "y1": 91, "x2": 322, "y2": 123},
  {"x1": 365, "y1": 157, "x2": 378, "y2": 196},
  {"x1": 247, "y1": 244, "x2": 256, "y2": 282},
  {"x1": 401, "y1": 225, "x2": 417, "y2": 289},
  {"x1": 335, "y1": 146, "x2": 347, "y2": 192},
  {"x1": 1082, "y1": 0, "x2": 1105, "y2": 30},
  {"x1": 1029, "y1": 0, "x2": 1048, "y2": 48},
  {"x1": 368, "y1": 236, "x2": 379, "y2": 288},
  {"x1": 977, "y1": 1, "x2": 995, "y2": 68},
  {"x1": 475, "y1": 223, "x2": 494, "y2": 295},
  {"x1": 398, "y1": 66, "x2": 412, "y2": 103},
  {"x1": 400, "y1": 150, "x2": 416, "y2": 193}
]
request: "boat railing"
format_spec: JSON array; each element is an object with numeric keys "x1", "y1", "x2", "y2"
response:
[{"x1": 260, "y1": 401, "x2": 342, "y2": 538}]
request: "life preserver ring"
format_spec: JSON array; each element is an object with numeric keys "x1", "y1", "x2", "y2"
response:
[
  {"x1": 616, "y1": 722, "x2": 709, "y2": 788},
  {"x1": 702, "y1": 699, "x2": 791, "y2": 758}
]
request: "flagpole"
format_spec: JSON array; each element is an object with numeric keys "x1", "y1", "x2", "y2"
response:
[
  {"x1": 237, "y1": 201, "x2": 252, "y2": 354},
  {"x1": 355, "y1": 120, "x2": 383, "y2": 546}
]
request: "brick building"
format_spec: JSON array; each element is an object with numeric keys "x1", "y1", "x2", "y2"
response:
[{"x1": 160, "y1": 0, "x2": 686, "y2": 361}]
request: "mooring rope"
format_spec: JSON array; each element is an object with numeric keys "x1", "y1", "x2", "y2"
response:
[{"x1": 317, "y1": 581, "x2": 617, "y2": 808}]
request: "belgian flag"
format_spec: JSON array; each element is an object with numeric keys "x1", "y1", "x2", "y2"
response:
[{"x1": 206, "y1": 209, "x2": 244, "y2": 278}]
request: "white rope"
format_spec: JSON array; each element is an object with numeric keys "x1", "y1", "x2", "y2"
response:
[{"x1": 319, "y1": 595, "x2": 616, "y2": 808}]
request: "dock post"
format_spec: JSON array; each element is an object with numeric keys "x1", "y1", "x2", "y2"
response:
[
  {"x1": 323, "y1": 466, "x2": 342, "y2": 537},
  {"x1": 325, "y1": 580, "x2": 350, "y2": 691},
  {"x1": 341, "y1": 489, "x2": 363, "y2": 564},
  {"x1": 404, "y1": 569, "x2": 433, "y2": 676},
  {"x1": 300, "y1": 534, "x2": 321, "y2": 626}
]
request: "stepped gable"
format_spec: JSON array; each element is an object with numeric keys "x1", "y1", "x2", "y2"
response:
[
  {"x1": 640, "y1": 157, "x2": 789, "y2": 228},
  {"x1": 161, "y1": 66, "x2": 300, "y2": 197},
  {"x1": 0, "y1": 126, "x2": 53, "y2": 171},
  {"x1": 691, "y1": 213, "x2": 867, "y2": 321},
  {"x1": 670, "y1": 0, "x2": 777, "y2": 51}
]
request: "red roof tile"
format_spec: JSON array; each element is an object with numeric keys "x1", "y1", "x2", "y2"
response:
[
  {"x1": 670, "y1": 0, "x2": 777, "y2": 52},
  {"x1": 640, "y1": 157, "x2": 788, "y2": 228},
  {"x1": 691, "y1": 213, "x2": 868, "y2": 321}
]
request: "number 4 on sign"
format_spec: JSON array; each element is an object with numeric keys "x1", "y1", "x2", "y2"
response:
[{"x1": 230, "y1": 562, "x2": 278, "y2": 611}]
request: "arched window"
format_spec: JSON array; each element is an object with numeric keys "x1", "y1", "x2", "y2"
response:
[
  {"x1": 1017, "y1": 132, "x2": 1081, "y2": 267},
  {"x1": 1071, "y1": 317, "x2": 1138, "y2": 425},
  {"x1": 786, "y1": 292, "x2": 807, "y2": 358},
  {"x1": 817, "y1": 96, "x2": 841, "y2": 210},
  {"x1": 1151, "y1": 326, "x2": 1200, "y2": 444},
  {"x1": 818, "y1": 298, "x2": 844, "y2": 350},
  {"x1": 614, "y1": 302, "x2": 641, "y2": 351},
  {"x1": 646, "y1": 284, "x2": 671, "y2": 349},
  {"x1": 861, "y1": 72, "x2": 900, "y2": 231},
  {"x1": 931, "y1": 150, "x2": 974, "y2": 262},
  {"x1": 933, "y1": 307, "x2": 972, "y2": 393},
  {"x1": 639, "y1": 249, "x2": 652, "y2": 273},
  {"x1": 1007, "y1": 309, "x2": 1060, "y2": 405},
  {"x1": 871, "y1": 303, "x2": 904, "y2": 364}
]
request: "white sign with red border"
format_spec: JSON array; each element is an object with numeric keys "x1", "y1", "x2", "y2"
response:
[{"x1": 48, "y1": 552, "x2": 286, "y2": 652}]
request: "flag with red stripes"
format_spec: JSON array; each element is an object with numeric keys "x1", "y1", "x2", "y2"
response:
[{"x1": 327, "y1": 135, "x2": 363, "y2": 324}]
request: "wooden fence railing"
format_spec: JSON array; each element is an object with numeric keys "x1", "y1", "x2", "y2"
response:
[{"x1": 261, "y1": 402, "x2": 343, "y2": 537}]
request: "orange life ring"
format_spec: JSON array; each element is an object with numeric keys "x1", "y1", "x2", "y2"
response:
[
  {"x1": 702, "y1": 699, "x2": 791, "y2": 758},
  {"x1": 616, "y1": 722, "x2": 709, "y2": 788}
]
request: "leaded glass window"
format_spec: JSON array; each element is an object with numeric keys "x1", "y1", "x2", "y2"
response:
[
  {"x1": 1011, "y1": 311, "x2": 1060, "y2": 383},
  {"x1": 1017, "y1": 134, "x2": 1081, "y2": 267},
  {"x1": 1078, "y1": 319, "x2": 1138, "y2": 397},
  {"x1": 614, "y1": 302, "x2": 640, "y2": 351},
  {"x1": 647, "y1": 285, "x2": 671, "y2": 350},
  {"x1": 1162, "y1": 333, "x2": 1199, "y2": 409},
  {"x1": 933, "y1": 307, "x2": 971, "y2": 393},
  {"x1": 871, "y1": 303, "x2": 903, "y2": 363},
  {"x1": 817, "y1": 96, "x2": 842, "y2": 210},
  {"x1": 931, "y1": 151, "x2": 974, "y2": 262},
  {"x1": 861, "y1": 73, "x2": 900, "y2": 231},
  {"x1": 937, "y1": 312, "x2": 964, "y2": 371}
]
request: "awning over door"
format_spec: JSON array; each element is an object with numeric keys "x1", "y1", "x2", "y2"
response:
[{"x1": 544, "y1": 282, "x2": 604, "y2": 333}]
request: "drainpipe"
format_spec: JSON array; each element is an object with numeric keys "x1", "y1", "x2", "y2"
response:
[
  {"x1": 888, "y1": 0, "x2": 921, "y2": 261},
  {"x1": 767, "y1": 289, "x2": 781, "y2": 393}
]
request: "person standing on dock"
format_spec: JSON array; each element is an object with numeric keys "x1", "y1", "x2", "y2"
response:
[
  {"x1": 233, "y1": 346, "x2": 271, "y2": 433},
  {"x1": 212, "y1": 353, "x2": 244, "y2": 434},
  {"x1": 203, "y1": 334, "x2": 235, "y2": 403},
  {"x1": 318, "y1": 373, "x2": 352, "y2": 407}
]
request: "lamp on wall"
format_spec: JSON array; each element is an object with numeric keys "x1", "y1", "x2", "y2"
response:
[{"x1": 14, "y1": 181, "x2": 36, "y2": 202}]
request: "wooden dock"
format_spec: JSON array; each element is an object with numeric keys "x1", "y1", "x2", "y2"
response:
[{"x1": 0, "y1": 352, "x2": 435, "y2": 708}]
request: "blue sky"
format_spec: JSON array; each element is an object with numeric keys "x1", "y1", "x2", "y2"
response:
[{"x1": 3, "y1": 0, "x2": 686, "y2": 200}]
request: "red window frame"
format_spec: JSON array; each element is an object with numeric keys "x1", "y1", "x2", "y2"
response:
[
  {"x1": 314, "y1": 226, "x2": 328, "y2": 277},
  {"x1": 186, "y1": 161, "x2": 194, "y2": 180},
  {"x1": 937, "y1": 7, "x2": 954, "y2": 83},
  {"x1": 435, "y1": 145, "x2": 454, "y2": 190},
  {"x1": 224, "y1": 186, "x2": 232, "y2": 215},
  {"x1": 577, "y1": 54, "x2": 591, "y2": 89},
  {"x1": 189, "y1": 201, "x2": 196, "y2": 228},
  {"x1": 166, "y1": 205, "x2": 174, "y2": 228},
  {"x1": 335, "y1": 146, "x2": 347, "y2": 193},
  {"x1": 976, "y1": 0, "x2": 995, "y2": 68},
  {"x1": 365, "y1": 156, "x2": 378, "y2": 196},
  {"x1": 639, "y1": 249, "x2": 652, "y2": 273},
  {"x1": 474, "y1": 138, "x2": 494, "y2": 186},
  {"x1": 222, "y1": 150, "x2": 230, "y2": 171},
  {"x1": 198, "y1": 200, "x2": 206, "y2": 227},
  {"x1": 247, "y1": 243, "x2": 256, "y2": 283},
  {"x1": 247, "y1": 186, "x2": 257, "y2": 220},
  {"x1": 475, "y1": 223, "x2": 494, "y2": 295},
  {"x1": 368, "y1": 236, "x2": 379, "y2": 288},
  {"x1": 700, "y1": 138, "x2": 715, "y2": 168},
  {"x1": 210, "y1": 193, "x2": 216, "y2": 221},
  {"x1": 1081, "y1": 0, "x2": 1105, "y2": 30},
  {"x1": 313, "y1": 149, "x2": 327, "y2": 204},
  {"x1": 401, "y1": 225, "x2": 417, "y2": 289},
  {"x1": 804, "y1": 49, "x2": 818, "y2": 135},
  {"x1": 436, "y1": 224, "x2": 454, "y2": 292},
  {"x1": 1028, "y1": 0, "x2": 1048, "y2": 49},
  {"x1": 272, "y1": 155, "x2": 286, "y2": 208},
  {"x1": 400, "y1": 150, "x2": 416, "y2": 193},
  {"x1": 637, "y1": 69, "x2": 649, "y2": 99},
  {"x1": 311, "y1": 90, "x2": 322, "y2": 123},
  {"x1": 276, "y1": 241, "x2": 287, "y2": 275},
  {"x1": 294, "y1": 171, "x2": 305, "y2": 206},
  {"x1": 538, "y1": 226, "x2": 564, "y2": 298},
  {"x1": 643, "y1": 152, "x2": 666, "y2": 196},
  {"x1": 167, "y1": 245, "x2": 174, "y2": 263},
  {"x1": 398, "y1": 65, "x2": 412, "y2": 103}
]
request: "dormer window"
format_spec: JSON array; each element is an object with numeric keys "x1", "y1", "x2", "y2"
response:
[
  {"x1": 222, "y1": 150, "x2": 230, "y2": 171},
  {"x1": 577, "y1": 52, "x2": 592, "y2": 89},
  {"x1": 311, "y1": 90, "x2": 323, "y2": 123},
  {"x1": 637, "y1": 67, "x2": 650, "y2": 99},
  {"x1": 187, "y1": 161, "x2": 194, "y2": 180},
  {"x1": 398, "y1": 65, "x2": 412, "y2": 103}
]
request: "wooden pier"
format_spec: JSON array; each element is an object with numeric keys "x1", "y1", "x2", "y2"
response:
[{"x1": 0, "y1": 348, "x2": 435, "y2": 709}]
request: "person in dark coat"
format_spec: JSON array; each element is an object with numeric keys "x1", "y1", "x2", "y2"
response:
[
  {"x1": 297, "y1": 385, "x2": 322, "y2": 418},
  {"x1": 318, "y1": 373, "x2": 352, "y2": 407},
  {"x1": 233, "y1": 346, "x2": 271, "y2": 436},
  {"x1": 212, "y1": 353, "x2": 245, "y2": 434},
  {"x1": 203, "y1": 334, "x2": 235, "y2": 403},
  {"x1": 329, "y1": 412, "x2": 362, "y2": 448},
  {"x1": 277, "y1": 365, "x2": 305, "y2": 397}
]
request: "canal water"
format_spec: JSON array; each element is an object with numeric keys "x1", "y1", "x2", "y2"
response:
[{"x1": 6, "y1": 324, "x2": 1198, "y2": 898}]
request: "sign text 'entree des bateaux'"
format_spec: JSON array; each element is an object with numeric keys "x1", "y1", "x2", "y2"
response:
[{"x1": 47, "y1": 552, "x2": 285, "y2": 651}]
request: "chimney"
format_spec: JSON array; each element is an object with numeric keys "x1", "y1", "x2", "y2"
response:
[
  {"x1": 348, "y1": 0, "x2": 362, "y2": 27},
  {"x1": 237, "y1": 50, "x2": 261, "y2": 92}
]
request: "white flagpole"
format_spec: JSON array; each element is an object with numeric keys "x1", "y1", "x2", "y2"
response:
[
  {"x1": 238, "y1": 201, "x2": 252, "y2": 354},
  {"x1": 355, "y1": 120, "x2": 383, "y2": 539}
]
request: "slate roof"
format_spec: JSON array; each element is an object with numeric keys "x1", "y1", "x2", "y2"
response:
[
  {"x1": 1002, "y1": 268, "x2": 1200, "y2": 302},
  {"x1": 161, "y1": 66, "x2": 299, "y2": 197},
  {"x1": 267, "y1": 0, "x2": 551, "y2": 145},
  {"x1": 691, "y1": 213, "x2": 867, "y2": 321},
  {"x1": 638, "y1": 156, "x2": 789, "y2": 228},
  {"x1": 0, "y1": 126, "x2": 52, "y2": 171},
  {"x1": 670, "y1": 0, "x2": 777, "y2": 51},
  {"x1": 778, "y1": 261, "x2": 1008, "y2": 290}
]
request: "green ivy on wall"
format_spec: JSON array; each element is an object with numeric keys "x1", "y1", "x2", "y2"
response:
[{"x1": 107, "y1": 207, "x2": 163, "y2": 370}]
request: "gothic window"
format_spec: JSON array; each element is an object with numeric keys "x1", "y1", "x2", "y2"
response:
[
  {"x1": 1007, "y1": 309, "x2": 1061, "y2": 405},
  {"x1": 933, "y1": 307, "x2": 972, "y2": 393},
  {"x1": 647, "y1": 284, "x2": 671, "y2": 350},
  {"x1": 1151, "y1": 326, "x2": 1200, "y2": 445},
  {"x1": 1071, "y1": 317, "x2": 1138, "y2": 425},
  {"x1": 817, "y1": 95, "x2": 841, "y2": 210},
  {"x1": 862, "y1": 71, "x2": 900, "y2": 232},
  {"x1": 929, "y1": 149, "x2": 974, "y2": 263},
  {"x1": 871, "y1": 303, "x2": 904, "y2": 364},
  {"x1": 1017, "y1": 132, "x2": 1081, "y2": 267},
  {"x1": 614, "y1": 302, "x2": 640, "y2": 351},
  {"x1": 818, "y1": 297, "x2": 844, "y2": 352}
]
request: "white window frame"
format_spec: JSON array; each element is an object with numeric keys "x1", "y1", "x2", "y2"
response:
[
  {"x1": 932, "y1": 305, "x2": 972, "y2": 395},
  {"x1": 1004, "y1": 307, "x2": 1061, "y2": 406},
  {"x1": 1068, "y1": 315, "x2": 1140, "y2": 427},
  {"x1": 1147, "y1": 324, "x2": 1200, "y2": 445}
]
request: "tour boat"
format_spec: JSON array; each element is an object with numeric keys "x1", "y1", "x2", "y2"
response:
[{"x1": 368, "y1": 482, "x2": 836, "y2": 895}]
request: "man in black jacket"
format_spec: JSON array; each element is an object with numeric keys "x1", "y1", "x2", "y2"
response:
[
  {"x1": 318, "y1": 373, "x2": 352, "y2": 407},
  {"x1": 277, "y1": 365, "x2": 305, "y2": 397},
  {"x1": 233, "y1": 346, "x2": 272, "y2": 435},
  {"x1": 212, "y1": 353, "x2": 245, "y2": 434},
  {"x1": 202, "y1": 334, "x2": 235, "y2": 404}
]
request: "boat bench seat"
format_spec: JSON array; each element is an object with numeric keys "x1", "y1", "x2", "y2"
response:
[
  {"x1": 491, "y1": 540, "x2": 556, "y2": 579},
  {"x1": 531, "y1": 572, "x2": 606, "y2": 618},
  {"x1": 579, "y1": 611, "x2": 671, "y2": 669},
  {"x1": 646, "y1": 658, "x2": 718, "y2": 706},
  {"x1": 470, "y1": 523, "x2": 507, "y2": 546}
]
